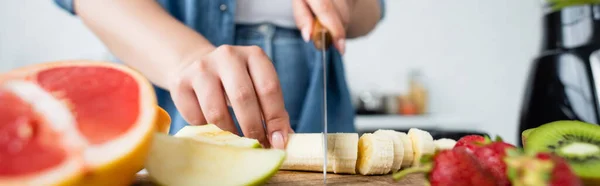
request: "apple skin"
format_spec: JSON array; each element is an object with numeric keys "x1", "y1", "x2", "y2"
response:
[{"x1": 145, "y1": 133, "x2": 286, "y2": 186}]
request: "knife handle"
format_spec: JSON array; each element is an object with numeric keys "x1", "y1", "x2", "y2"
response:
[{"x1": 311, "y1": 18, "x2": 333, "y2": 51}]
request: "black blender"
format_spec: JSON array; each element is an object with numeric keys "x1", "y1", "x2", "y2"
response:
[{"x1": 518, "y1": 3, "x2": 600, "y2": 146}]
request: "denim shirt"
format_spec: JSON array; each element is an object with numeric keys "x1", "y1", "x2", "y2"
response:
[{"x1": 54, "y1": 0, "x2": 386, "y2": 135}]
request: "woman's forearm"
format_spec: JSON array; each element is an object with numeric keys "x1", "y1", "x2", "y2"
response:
[
  {"x1": 74, "y1": 0, "x2": 215, "y2": 89},
  {"x1": 346, "y1": 0, "x2": 382, "y2": 38}
]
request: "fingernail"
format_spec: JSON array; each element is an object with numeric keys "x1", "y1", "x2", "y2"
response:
[
  {"x1": 271, "y1": 131, "x2": 285, "y2": 149},
  {"x1": 302, "y1": 27, "x2": 310, "y2": 42},
  {"x1": 337, "y1": 39, "x2": 346, "y2": 55}
]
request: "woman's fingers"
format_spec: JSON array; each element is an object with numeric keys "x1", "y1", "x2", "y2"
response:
[
  {"x1": 304, "y1": 0, "x2": 346, "y2": 54},
  {"x1": 191, "y1": 72, "x2": 237, "y2": 135},
  {"x1": 171, "y1": 45, "x2": 292, "y2": 148},
  {"x1": 292, "y1": 0, "x2": 315, "y2": 42},
  {"x1": 214, "y1": 46, "x2": 268, "y2": 147},
  {"x1": 169, "y1": 70, "x2": 207, "y2": 126},
  {"x1": 244, "y1": 46, "x2": 293, "y2": 149}
]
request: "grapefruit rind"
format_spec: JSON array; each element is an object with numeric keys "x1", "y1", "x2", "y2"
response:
[
  {"x1": 155, "y1": 106, "x2": 172, "y2": 134},
  {"x1": 0, "y1": 61, "x2": 165, "y2": 186},
  {"x1": 174, "y1": 124, "x2": 261, "y2": 148},
  {"x1": 145, "y1": 133, "x2": 286, "y2": 186}
]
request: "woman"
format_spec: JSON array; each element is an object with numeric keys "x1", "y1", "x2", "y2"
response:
[{"x1": 53, "y1": 0, "x2": 385, "y2": 149}]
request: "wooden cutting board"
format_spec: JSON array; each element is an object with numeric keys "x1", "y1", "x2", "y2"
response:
[{"x1": 133, "y1": 171, "x2": 425, "y2": 186}]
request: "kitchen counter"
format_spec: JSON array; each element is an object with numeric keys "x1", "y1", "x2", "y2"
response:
[
  {"x1": 354, "y1": 115, "x2": 488, "y2": 140},
  {"x1": 355, "y1": 114, "x2": 480, "y2": 131},
  {"x1": 134, "y1": 171, "x2": 426, "y2": 186}
]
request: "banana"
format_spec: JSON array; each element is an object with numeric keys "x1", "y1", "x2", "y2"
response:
[
  {"x1": 373, "y1": 130, "x2": 405, "y2": 173},
  {"x1": 408, "y1": 128, "x2": 435, "y2": 166},
  {"x1": 280, "y1": 133, "x2": 359, "y2": 174},
  {"x1": 396, "y1": 132, "x2": 414, "y2": 168},
  {"x1": 356, "y1": 133, "x2": 395, "y2": 175},
  {"x1": 433, "y1": 138, "x2": 457, "y2": 151},
  {"x1": 174, "y1": 124, "x2": 261, "y2": 148}
]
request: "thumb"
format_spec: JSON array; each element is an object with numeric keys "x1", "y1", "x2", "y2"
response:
[{"x1": 293, "y1": 0, "x2": 314, "y2": 42}]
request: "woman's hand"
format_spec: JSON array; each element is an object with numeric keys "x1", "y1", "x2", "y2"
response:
[
  {"x1": 169, "y1": 45, "x2": 294, "y2": 149},
  {"x1": 293, "y1": 0, "x2": 355, "y2": 54}
]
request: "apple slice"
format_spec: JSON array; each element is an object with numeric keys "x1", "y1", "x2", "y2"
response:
[
  {"x1": 145, "y1": 133, "x2": 285, "y2": 186},
  {"x1": 174, "y1": 124, "x2": 262, "y2": 148}
]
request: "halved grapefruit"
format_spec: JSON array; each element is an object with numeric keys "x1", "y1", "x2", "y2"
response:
[{"x1": 0, "y1": 60, "x2": 170, "y2": 186}]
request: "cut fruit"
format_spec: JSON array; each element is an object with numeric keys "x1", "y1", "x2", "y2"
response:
[
  {"x1": 398, "y1": 132, "x2": 415, "y2": 168},
  {"x1": 524, "y1": 120, "x2": 600, "y2": 185},
  {"x1": 145, "y1": 133, "x2": 285, "y2": 186},
  {"x1": 155, "y1": 106, "x2": 172, "y2": 134},
  {"x1": 373, "y1": 130, "x2": 405, "y2": 173},
  {"x1": 521, "y1": 127, "x2": 535, "y2": 147},
  {"x1": 394, "y1": 131, "x2": 414, "y2": 168},
  {"x1": 433, "y1": 138, "x2": 457, "y2": 151},
  {"x1": 408, "y1": 128, "x2": 435, "y2": 166},
  {"x1": 0, "y1": 61, "x2": 166, "y2": 186},
  {"x1": 174, "y1": 124, "x2": 261, "y2": 148},
  {"x1": 281, "y1": 133, "x2": 359, "y2": 174},
  {"x1": 356, "y1": 133, "x2": 394, "y2": 175}
]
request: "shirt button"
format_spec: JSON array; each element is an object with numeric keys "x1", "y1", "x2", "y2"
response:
[{"x1": 219, "y1": 4, "x2": 227, "y2": 11}]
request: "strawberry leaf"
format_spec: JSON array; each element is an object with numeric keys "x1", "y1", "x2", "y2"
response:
[
  {"x1": 507, "y1": 165, "x2": 518, "y2": 181},
  {"x1": 494, "y1": 135, "x2": 505, "y2": 142},
  {"x1": 420, "y1": 153, "x2": 435, "y2": 165},
  {"x1": 392, "y1": 164, "x2": 433, "y2": 180},
  {"x1": 474, "y1": 136, "x2": 492, "y2": 146}
]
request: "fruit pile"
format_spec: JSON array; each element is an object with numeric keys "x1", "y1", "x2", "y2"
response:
[
  {"x1": 3, "y1": 61, "x2": 600, "y2": 186},
  {"x1": 393, "y1": 120, "x2": 600, "y2": 186},
  {"x1": 279, "y1": 128, "x2": 457, "y2": 175}
]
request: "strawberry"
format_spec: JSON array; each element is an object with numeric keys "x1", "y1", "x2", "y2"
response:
[
  {"x1": 472, "y1": 141, "x2": 516, "y2": 186},
  {"x1": 504, "y1": 150, "x2": 582, "y2": 186},
  {"x1": 454, "y1": 135, "x2": 487, "y2": 152},
  {"x1": 393, "y1": 147, "x2": 498, "y2": 186}
]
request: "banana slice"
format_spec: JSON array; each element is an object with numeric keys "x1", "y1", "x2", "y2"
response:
[
  {"x1": 434, "y1": 138, "x2": 457, "y2": 151},
  {"x1": 397, "y1": 132, "x2": 414, "y2": 168},
  {"x1": 408, "y1": 128, "x2": 435, "y2": 166},
  {"x1": 356, "y1": 133, "x2": 394, "y2": 175},
  {"x1": 281, "y1": 133, "x2": 359, "y2": 174},
  {"x1": 330, "y1": 134, "x2": 360, "y2": 174},
  {"x1": 373, "y1": 130, "x2": 405, "y2": 173}
]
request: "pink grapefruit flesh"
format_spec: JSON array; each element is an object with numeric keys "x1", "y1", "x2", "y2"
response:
[
  {"x1": 0, "y1": 90, "x2": 67, "y2": 176},
  {"x1": 35, "y1": 66, "x2": 140, "y2": 145}
]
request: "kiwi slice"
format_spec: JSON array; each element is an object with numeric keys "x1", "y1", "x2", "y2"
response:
[
  {"x1": 521, "y1": 127, "x2": 536, "y2": 146},
  {"x1": 525, "y1": 120, "x2": 600, "y2": 184}
]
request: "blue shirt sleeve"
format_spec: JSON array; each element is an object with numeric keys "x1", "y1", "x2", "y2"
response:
[{"x1": 53, "y1": 0, "x2": 76, "y2": 15}]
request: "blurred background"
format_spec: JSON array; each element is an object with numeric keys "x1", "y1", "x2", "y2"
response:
[{"x1": 0, "y1": 0, "x2": 545, "y2": 145}]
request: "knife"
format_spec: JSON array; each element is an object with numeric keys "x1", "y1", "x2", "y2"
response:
[{"x1": 311, "y1": 18, "x2": 332, "y2": 184}]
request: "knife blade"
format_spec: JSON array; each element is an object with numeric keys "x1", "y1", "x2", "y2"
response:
[{"x1": 311, "y1": 18, "x2": 332, "y2": 184}]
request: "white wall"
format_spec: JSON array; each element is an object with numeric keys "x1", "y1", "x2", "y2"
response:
[
  {"x1": 0, "y1": 0, "x2": 108, "y2": 72},
  {"x1": 345, "y1": 0, "x2": 542, "y2": 144},
  {"x1": 0, "y1": 0, "x2": 543, "y2": 144}
]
